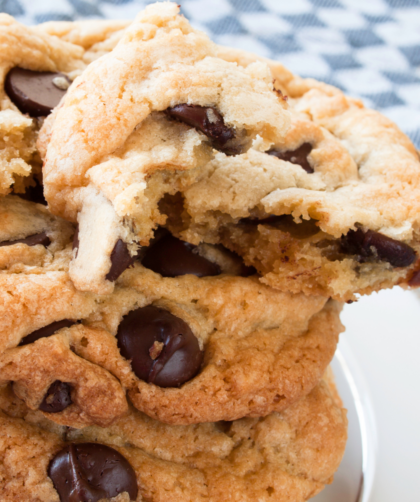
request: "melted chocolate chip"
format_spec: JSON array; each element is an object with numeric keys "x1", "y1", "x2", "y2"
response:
[
  {"x1": 117, "y1": 305, "x2": 203, "y2": 388},
  {"x1": 165, "y1": 104, "x2": 236, "y2": 154},
  {"x1": 0, "y1": 231, "x2": 51, "y2": 248},
  {"x1": 48, "y1": 443, "x2": 138, "y2": 502},
  {"x1": 340, "y1": 228, "x2": 416, "y2": 267},
  {"x1": 105, "y1": 239, "x2": 136, "y2": 282},
  {"x1": 267, "y1": 143, "x2": 314, "y2": 173},
  {"x1": 141, "y1": 234, "x2": 221, "y2": 277},
  {"x1": 240, "y1": 214, "x2": 320, "y2": 239},
  {"x1": 19, "y1": 319, "x2": 76, "y2": 346},
  {"x1": 5, "y1": 68, "x2": 70, "y2": 117},
  {"x1": 39, "y1": 381, "x2": 72, "y2": 413}
]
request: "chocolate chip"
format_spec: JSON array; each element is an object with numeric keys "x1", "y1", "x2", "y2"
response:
[
  {"x1": 48, "y1": 443, "x2": 138, "y2": 502},
  {"x1": 267, "y1": 143, "x2": 314, "y2": 173},
  {"x1": 39, "y1": 381, "x2": 72, "y2": 413},
  {"x1": 340, "y1": 228, "x2": 417, "y2": 267},
  {"x1": 117, "y1": 305, "x2": 203, "y2": 388},
  {"x1": 17, "y1": 179, "x2": 47, "y2": 205},
  {"x1": 0, "y1": 231, "x2": 51, "y2": 248},
  {"x1": 105, "y1": 239, "x2": 137, "y2": 282},
  {"x1": 165, "y1": 104, "x2": 236, "y2": 154},
  {"x1": 141, "y1": 234, "x2": 221, "y2": 278},
  {"x1": 408, "y1": 270, "x2": 420, "y2": 286},
  {"x1": 5, "y1": 68, "x2": 71, "y2": 117},
  {"x1": 240, "y1": 214, "x2": 320, "y2": 239},
  {"x1": 19, "y1": 319, "x2": 76, "y2": 346},
  {"x1": 238, "y1": 262, "x2": 256, "y2": 277}
]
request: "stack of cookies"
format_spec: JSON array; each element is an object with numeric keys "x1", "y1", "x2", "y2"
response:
[{"x1": 0, "y1": 3, "x2": 419, "y2": 501}]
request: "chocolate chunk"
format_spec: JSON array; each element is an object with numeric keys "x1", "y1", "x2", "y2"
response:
[
  {"x1": 5, "y1": 68, "x2": 70, "y2": 117},
  {"x1": 19, "y1": 319, "x2": 76, "y2": 346},
  {"x1": 105, "y1": 239, "x2": 136, "y2": 282},
  {"x1": 39, "y1": 381, "x2": 72, "y2": 413},
  {"x1": 240, "y1": 214, "x2": 320, "y2": 239},
  {"x1": 0, "y1": 231, "x2": 51, "y2": 248},
  {"x1": 141, "y1": 234, "x2": 221, "y2": 277},
  {"x1": 340, "y1": 228, "x2": 416, "y2": 267},
  {"x1": 165, "y1": 104, "x2": 236, "y2": 154},
  {"x1": 48, "y1": 443, "x2": 138, "y2": 502},
  {"x1": 267, "y1": 143, "x2": 314, "y2": 173},
  {"x1": 117, "y1": 305, "x2": 203, "y2": 388}
]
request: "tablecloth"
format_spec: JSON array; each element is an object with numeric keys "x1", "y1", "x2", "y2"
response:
[{"x1": 2, "y1": 0, "x2": 420, "y2": 149}]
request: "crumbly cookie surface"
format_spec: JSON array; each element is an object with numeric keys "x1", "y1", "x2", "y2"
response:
[
  {"x1": 0, "y1": 376, "x2": 347, "y2": 502},
  {"x1": 40, "y1": 1, "x2": 290, "y2": 294},
  {"x1": 0, "y1": 243, "x2": 342, "y2": 426}
]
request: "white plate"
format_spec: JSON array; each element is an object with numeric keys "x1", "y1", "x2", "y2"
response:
[{"x1": 312, "y1": 338, "x2": 377, "y2": 502}]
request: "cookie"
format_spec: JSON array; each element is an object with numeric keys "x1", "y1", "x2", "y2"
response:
[
  {"x1": 209, "y1": 45, "x2": 420, "y2": 300},
  {"x1": 37, "y1": 19, "x2": 129, "y2": 64},
  {"x1": 0, "y1": 375, "x2": 347, "y2": 502},
  {"x1": 39, "y1": 2, "x2": 290, "y2": 294},
  {"x1": 0, "y1": 238, "x2": 342, "y2": 425},
  {"x1": 41, "y1": 2, "x2": 420, "y2": 300},
  {"x1": 0, "y1": 14, "x2": 129, "y2": 199},
  {"x1": 0, "y1": 195, "x2": 74, "y2": 273}
]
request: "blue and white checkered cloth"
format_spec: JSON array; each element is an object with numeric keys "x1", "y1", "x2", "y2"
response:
[{"x1": 3, "y1": 0, "x2": 420, "y2": 148}]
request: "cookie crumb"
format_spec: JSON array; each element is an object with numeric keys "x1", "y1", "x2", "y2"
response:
[
  {"x1": 52, "y1": 76, "x2": 70, "y2": 90},
  {"x1": 149, "y1": 341, "x2": 164, "y2": 360}
]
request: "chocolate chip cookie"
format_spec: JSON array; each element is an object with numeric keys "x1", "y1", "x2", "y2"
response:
[
  {"x1": 40, "y1": 2, "x2": 420, "y2": 301},
  {"x1": 0, "y1": 14, "x2": 129, "y2": 199},
  {"x1": 0, "y1": 374, "x2": 347, "y2": 502},
  {"x1": 39, "y1": 2, "x2": 290, "y2": 294},
  {"x1": 213, "y1": 46, "x2": 420, "y2": 300},
  {"x1": 0, "y1": 239, "x2": 342, "y2": 426}
]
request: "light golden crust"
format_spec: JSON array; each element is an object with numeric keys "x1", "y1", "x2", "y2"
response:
[
  {"x1": 36, "y1": 19, "x2": 129, "y2": 51},
  {"x1": 0, "y1": 377, "x2": 347, "y2": 502},
  {"x1": 0, "y1": 255, "x2": 342, "y2": 426},
  {"x1": 40, "y1": 2, "x2": 290, "y2": 294}
]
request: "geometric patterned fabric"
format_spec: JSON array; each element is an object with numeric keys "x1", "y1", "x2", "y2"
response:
[{"x1": 3, "y1": 0, "x2": 420, "y2": 148}]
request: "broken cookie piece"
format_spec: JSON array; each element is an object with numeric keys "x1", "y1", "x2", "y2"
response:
[{"x1": 40, "y1": 2, "x2": 290, "y2": 294}]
